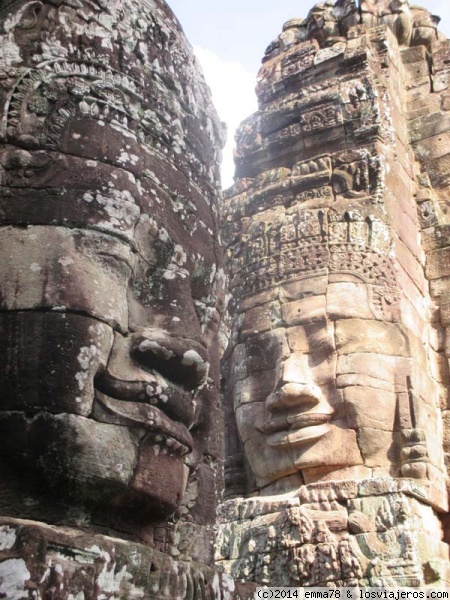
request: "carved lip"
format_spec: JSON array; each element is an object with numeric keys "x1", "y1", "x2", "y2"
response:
[
  {"x1": 93, "y1": 366, "x2": 201, "y2": 457},
  {"x1": 95, "y1": 373, "x2": 196, "y2": 427},
  {"x1": 261, "y1": 382, "x2": 332, "y2": 446},
  {"x1": 92, "y1": 389, "x2": 194, "y2": 457},
  {"x1": 261, "y1": 411, "x2": 332, "y2": 434},
  {"x1": 261, "y1": 413, "x2": 332, "y2": 448},
  {"x1": 267, "y1": 415, "x2": 331, "y2": 448}
]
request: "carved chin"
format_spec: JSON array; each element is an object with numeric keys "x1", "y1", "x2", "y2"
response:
[
  {"x1": 127, "y1": 434, "x2": 190, "y2": 518},
  {"x1": 26, "y1": 412, "x2": 190, "y2": 521}
]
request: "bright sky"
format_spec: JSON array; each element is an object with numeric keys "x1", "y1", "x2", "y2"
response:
[{"x1": 166, "y1": 1, "x2": 450, "y2": 188}]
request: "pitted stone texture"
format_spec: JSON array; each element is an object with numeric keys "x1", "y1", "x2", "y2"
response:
[
  {"x1": 0, "y1": 0, "x2": 225, "y2": 574},
  {"x1": 221, "y1": 0, "x2": 450, "y2": 584},
  {"x1": 217, "y1": 481, "x2": 450, "y2": 588},
  {"x1": 0, "y1": 517, "x2": 233, "y2": 600},
  {"x1": 222, "y1": 0, "x2": 448, "y2": 504}
]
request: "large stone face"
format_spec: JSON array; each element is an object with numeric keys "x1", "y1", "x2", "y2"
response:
[
  {"x1": 0, "y1": 0, "x2": 227, "y2": 596},
  {"x1": 221, "y1": 0, "x2": 450, "y2": 590}
]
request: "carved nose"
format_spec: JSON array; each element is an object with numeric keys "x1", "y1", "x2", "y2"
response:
[
  {"x1": 130, "y1": 329, "x2": 209, "y2": 390},
  {"x1": 266, "y1": 383, "x2": 322, "y2": 412}
]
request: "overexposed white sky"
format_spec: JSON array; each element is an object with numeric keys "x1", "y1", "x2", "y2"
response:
[{"x1": 167, "y1": 1, "x2": 450, "y2": 188}]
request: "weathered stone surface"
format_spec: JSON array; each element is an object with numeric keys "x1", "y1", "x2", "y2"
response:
[
  {"x1": 335, "y1": 319, "x2": 410, "y2": 356},
  {"x1": 240, "y1": 301, "x2": 282, "y2": 340},
  {"x1": 233, "y1": 369, "x2": 278, "y2": 407},
  {"x1": 281, "y1": 295, "x2": 326, "y2": 326},
  {"x1": 344, "y1": 387, "x2": 397, "y2": 430},
  {"x1": 0, "y1": 226, "x2": 132, "y2": 330},
  {"x1": 0, "y1": 517, "x2": 229, "y2": 599},
  {"x1": 287, "y1": 321, "x2": 336, "y2": 354},
  {"x1": 217, "y1": 482, "x2": 448, "y2": 588},
  {"x1": 220, "y1": 0, "x2": 450, "y2": 590},
  {"x1": 356, "y1": 428, "x2": 402, "y2": 469},
  {"x1": 29, "y1": 412, "x2": 144, "y2": 503},
  {"x1": 0, "y1": 0, "x2": 229, "y2": 595},
  {"x1": 280, "y1": 275, "x2": 328, "y2": 301},
  {"x1": 242, "y1": 433, "x2": 299, "y2": 487},
  {"x1": 336, "y1": 373, "x2": 395, "y2": 392},
  {"x1": 282, "y1": 351, "x2": 337, "y2": 388},
  {"x1": 0, "y1": 312, "x2": 113, "y2": 417},
  {"x1": 326, "y1": 282, "x2": 381, "y2": 320},
  {"x1": 244, "y1": 328, "x2": 290, "y2": 375},
  {"x1": 337, "y1": 352, "x2": 406, "y2": 383}
]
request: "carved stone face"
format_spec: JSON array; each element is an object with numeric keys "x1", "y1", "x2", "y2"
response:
[
  {"x1": 225, "y1": 186, "x2": 442, "y2": 491},
  {"x1": 232, "y1": 272, "x2": 408, "y2": 488},
  {"x1": 0, "y1": 160, "x2": 222, "y2": 517},
  {"x1": 0, "y1": 0, "x2": 224, "y2": 531}
]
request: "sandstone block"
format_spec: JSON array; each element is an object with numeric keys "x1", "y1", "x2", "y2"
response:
[
  {"x1": 356, "y1": 428, "x2": 402, "y2": 468},
  {"x1": 131, "y1": 435, "x2": 189, "y2": 517},
  {"x1": 433, "y1": 72, "x2": 450, "y2": 92},
  {"x1": 229, "y1": 343, "x2": 248, "y2": 382},
  {"x1": 408, "y1": 361, "x2": 442, "y2": 410},
  {"x1": 336, "y1": 373, "x2": 394, "y2": 392},
  {"x1": 0, "y1": 226, "x2": 131, "y2": 331},
  {"x1": 427, "y1": 247, "x2": 450, "y2": 280},
  {"x1": 429, "y1": 323, "x2": 445, "y2": 353},
  {"x1": 428, "y1": 348, "x2": 450, "y2": 384},
  {"x1": 0, "y1": 150, "x2": 142, "y2": 239},
  {"x1": 279, "y1": 275, "x2": 328, "y2": 301},
  {"x1": 28, "y1": 413, "x2": 142, "y2": 502},
  {"x1": 425, "y1": 153, "x2": 450, "y2": 194},
  {"x1": 281, "y1": 295, "x2": 326, "y2": 326},
  {"x1": 335, "y1": 318, "x2": 409, "y2": 356},
  {"x1": 239, "y1": 287, "x2": 280, "y2": 312},
  {"x1": 343, "y1": 386, "x2": 397, "y2": 431},
  {"x1": 414, "y1": 131, "x2": 450, "y2": 162},
  {"x1": 287, "y1": 321, "x2": 335, "y2": 354},
  {"x1": 442, "y1": 411, "x2": 450, "y2": 451},
  {"x1": 245, "y1": 328, "x2": 290, "y2": 375},
  {"x1": 401, "y1": 45, "x2": 428, "y2": 65},
  {"x1": 243, "y1": 435, "x2": 296, "y2": 488},
  {"x1": 395, "y1": 266, "x2": 429, "y2": 328},
  {"x1": 337, "y1": 352, "x2": 404, "y2": 383},
  {"x1": 235, "y1": 402, "x2": 269, "y2": 445},
  {"x1": 0, "y1": 312, "x2": 113, "y2": 417},
  {"x1": 292, "y1": 420, "x2": 363, "y2": 473},
  {"x1": 302, "y1": 464, "x2": 371, "y2": 485},
  {"x1": 326, "y1": 282, "x2": 375, "y2": 320},
  {"x1": 398, "y1": 293, "x2": 427, "y2": 341},
  {"x1": 240, "y1": 302, "x2": 282, "y2": 340},
  {"x1": 234, "y1": 369, "x2": 277, "y2": 407},
  {"x1": 393, "y1": 237, "x2": 427, "y2": 294},
  {"x1": 409, "y1": 113, "x2": 450, "y2": 144},
  {"x1": 282, "y1": 351, "x2": 337, "y2": 388}
]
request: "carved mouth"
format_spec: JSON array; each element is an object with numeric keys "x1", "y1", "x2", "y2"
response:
[
  {"x1": 95, "y1": 372, "x2": 196, "y2": 427},
  {"x1": 261, "y1": 413, "x2": 332, "y2": 448},
  {"x1": 260, "y1": 382, "x2": 333, "y2": 447},
  {"x1": 92, "y1": 387, "x2": 194, "y2": 458}
]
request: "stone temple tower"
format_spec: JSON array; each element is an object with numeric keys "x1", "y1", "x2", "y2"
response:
[
  {"x1": 0, "y1": 1, "x2": 231, "y2": 598},
  {"x1": 220, "y1": 0, "x2": 450, "y2": 594}
]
